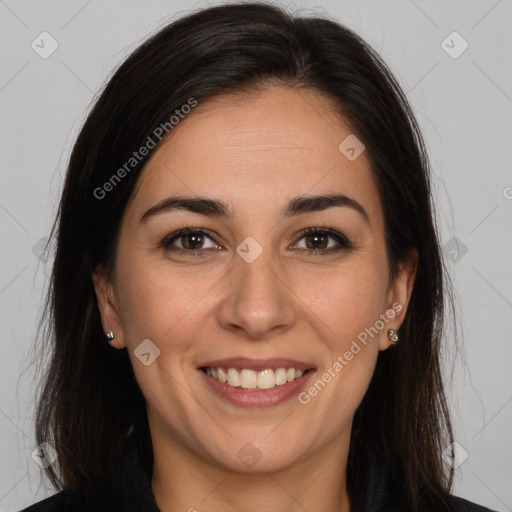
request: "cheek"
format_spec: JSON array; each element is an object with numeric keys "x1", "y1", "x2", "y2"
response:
[
  {"x1": 115, "y1": 248, "x2": 387, "y2": 348},
  {"x1": 294, "y1": 260, "x2": 386, "y2": 405},
  {"x1": 297, "y1": 260, "x2": 387, "y2": 345},
  {"x1": 114, "y1": 251, "x2": 221, "y2": 349}
]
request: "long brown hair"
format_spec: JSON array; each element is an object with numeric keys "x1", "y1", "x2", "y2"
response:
[{"x1": 30, "y1": 2, "x2": 457, "y2": 510}]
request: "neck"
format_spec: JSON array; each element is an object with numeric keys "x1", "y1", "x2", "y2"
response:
[{"x1": 150, "y1": 425, "x2": 352, "y2": 512}]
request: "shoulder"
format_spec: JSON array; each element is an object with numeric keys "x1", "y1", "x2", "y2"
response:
[
  {"x1": 18, "y1": 491, "x2": 69, "y2": 512},
  {"x1": 450, "y1": 495, "x2": 499, "y2": 512},
  {"x1": 17, "y1": 488, "x2": 117, "y2": 512}
]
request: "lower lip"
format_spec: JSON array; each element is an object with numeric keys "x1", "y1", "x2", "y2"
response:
[{"x1": 198, "y1": 369, "x2": 315, "y2": 408}]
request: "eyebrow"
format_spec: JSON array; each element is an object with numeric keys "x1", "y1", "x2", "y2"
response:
[{"x1": 140, "y1": 193, "x2": 370, "y2": 226}]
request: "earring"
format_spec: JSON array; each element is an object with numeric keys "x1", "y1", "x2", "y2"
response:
[
  {"x1": 106, "y1": 330, "x2": 115, "y2": 341},
  {"x1": 387, "y1": 329, "x2": 399, "y2": 343}
]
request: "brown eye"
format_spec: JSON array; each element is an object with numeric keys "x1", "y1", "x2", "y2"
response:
[
  {"x1": 293, "y1": 228, "x2": 352, "y2": 256},
  {"x1": 160, "y1": 226, "x2": 352, "y2": 258},
  {"x1": 304, "y1": 232, "x2": 329, "y2": 250},
  {"x1": 180, "y1": 232, "x2": 205, "y2": 250},
  {"x1": 161, "y1": 228, "x2": 220, "y2": 256}
]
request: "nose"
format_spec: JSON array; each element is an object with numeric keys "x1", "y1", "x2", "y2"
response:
[{"x1": 216, "y1": 243, "x2": 298, "y2": 340}]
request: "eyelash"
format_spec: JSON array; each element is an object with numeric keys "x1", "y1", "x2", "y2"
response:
[{"x1": 160, "y1": 226, "x2": 353, "y2": 258}]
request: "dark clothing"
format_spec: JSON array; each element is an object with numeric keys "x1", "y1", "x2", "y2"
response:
[{"x1": 19, "y1": 436, "x2": 496, "y2": 512}]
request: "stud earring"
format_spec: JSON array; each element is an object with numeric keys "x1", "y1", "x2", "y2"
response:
[
  {"x1": 387, "y1": 329, "x2": 399, "y2": 343},
  {"x1": 106, "y1": 330, "x2": 115, "y2": 341}
]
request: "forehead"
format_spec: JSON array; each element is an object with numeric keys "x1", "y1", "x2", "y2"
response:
[{"x1": 128, "y1": 86, "x2": 383, "y2": 226}]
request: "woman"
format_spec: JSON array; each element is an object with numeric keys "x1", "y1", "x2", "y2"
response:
[{"x1": 21, "y1": 2, "x2": 496, "y2": 511}]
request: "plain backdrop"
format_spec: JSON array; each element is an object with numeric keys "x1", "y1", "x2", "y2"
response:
[{"x1": 0, "y1": 1, "x2": 511, "y2": 510}]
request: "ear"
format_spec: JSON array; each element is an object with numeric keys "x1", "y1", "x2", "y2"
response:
[
  {"x1": 91, "y1": 265, "x2": 125, "y2": 349},
  {"x1": 379, "y1": 248, "x2": 418, "y2": 351}
]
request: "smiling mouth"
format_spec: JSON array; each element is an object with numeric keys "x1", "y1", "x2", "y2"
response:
[{"x1": 199, "y1": 366, "x2": 314, "y2": 390}]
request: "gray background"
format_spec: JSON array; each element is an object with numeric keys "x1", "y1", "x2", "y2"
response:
[{"x1": 0, "y1": 0, "x2": 511, "y2": 510}]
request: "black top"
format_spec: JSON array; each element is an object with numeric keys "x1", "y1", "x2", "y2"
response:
[{"x1": 19, "y1": 436, "x2": 497, "y2": 512}]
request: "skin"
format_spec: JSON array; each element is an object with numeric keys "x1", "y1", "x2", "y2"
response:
[{"x1": 93, "y1": 86, "x2": 418, "y2": 512}]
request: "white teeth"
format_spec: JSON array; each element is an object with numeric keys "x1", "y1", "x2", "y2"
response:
[
  {"x1": 227, "y1": 368, "x2": 241, "y2": 387},
  {"x1": 240, "y1": 369, "x2": 257, "y2": 389},
  {"x1": 217, "y1": 368, "x2": 227, "y2": 383},
  {"x1": 274, "y1": 368, "x2": 288, "y2": 386},
  {"x1": 257, "y1": 369, "x2": 275, "y2": 389},
  {"x1": 204, "y1": 366, "x2": 309, "y2": 389}
]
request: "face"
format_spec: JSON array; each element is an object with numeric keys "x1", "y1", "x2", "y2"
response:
[{"x1": 93, "y1": 86, "x2": 417, "y2": 474}]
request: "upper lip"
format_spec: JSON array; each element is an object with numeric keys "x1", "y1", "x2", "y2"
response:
[{"x1": 198, "y1": 357, "x2": 316, "y2": 372}]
